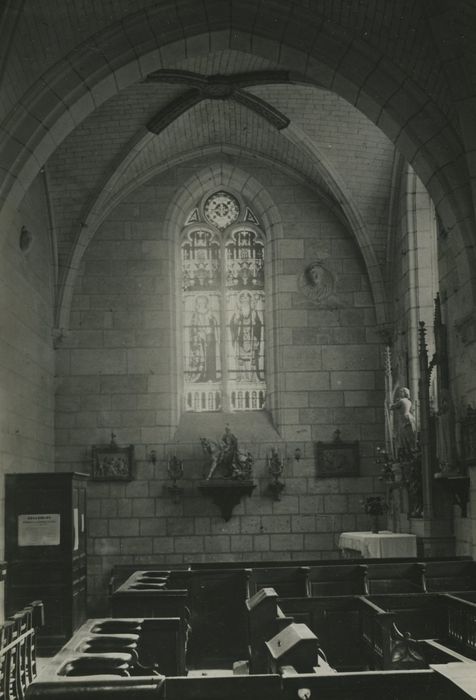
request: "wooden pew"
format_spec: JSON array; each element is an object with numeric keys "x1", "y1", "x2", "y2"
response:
[
  {"x1": 179, "y1": 568, "x2": 250, "y2": 667},
  {"x1": 358, "y1": 595, "x2": 427, "y2": 670},
  {"x1": 26, "y1": 679, "x2": 161, "y2": 698},
  {"x1": 307, "y1": 564, "x2": 368, "y2": 596},
  {"x1": 112, "y1": 568, "x2": 250, "y2": 668},
  {"x1": 28, "y1": 669, "x2": 472, "y2": 700},
  {"x1": 278, "y1": 596, "x2": 366, "y2": 671},
  {"x1": 109, "y1": 572, "x2": 190, "y2": 621},
  {"x1": 90, "y1": 618, "x2": 187, "y2": 676},
  {"x1": 1, "y1": 600, "x2": 44, "y2": 700},
  {"x1": 442, "y1": 593, "x2": 476, "y2": 660},
  {"x1": 108, "y1": 567, "x2": 173, "y2": 595},
  {"x1": 108, "y1": 563, "x2": 191, "y2": 595},
  {"x1": 281, "y1": 669, "x2": 452, "y2": 700},
  {"x1": 248, "y1": 567, "x2": 310, "y2": 598},
  {"x1": 423, "y1": 560, "x2": 476, "y2": 592},
  {"x1": 360, "y1": 592, "x2": 476, "y2": 669},
  {"x1": 165, "y1": 675, "x2": 282, "y2": 700},
  {"x1": 27, "y1": 616, "x2": 186, "y2": 697},
  {"x1": 366, "y1": 593, "x2": 447, "y2": 641},
  {"x1": 366, "y1": 561, "x2": 426, "y2": 593},
  {"x1": 246, "y1": 588, "x2": 293, "y2": 674},
  {"x1": 279, "y1": 594, "x2": 453, "y2": 672},
  {"x1": 365, "y1": 592, "x2": 476, "y2": 662}
]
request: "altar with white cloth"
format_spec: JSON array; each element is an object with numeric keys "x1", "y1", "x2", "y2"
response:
[{"x1": 338, "y1": 530, "x2": 417, "y2": 558}]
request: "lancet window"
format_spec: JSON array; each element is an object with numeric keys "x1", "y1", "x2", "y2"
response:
[{"x1": 181, "y1": 191, "x2": 266, "y2": 412}]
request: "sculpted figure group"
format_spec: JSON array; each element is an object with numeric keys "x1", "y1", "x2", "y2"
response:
[{"x1": 200, "y1": 426, "x2": 253, "y2": 480}]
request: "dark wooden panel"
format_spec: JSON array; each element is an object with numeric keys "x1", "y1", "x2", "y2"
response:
[
  {"x1": 282, "y1": 670, "x2": 450, "y2": 700},
  {"x1": 5, "y1": 472, "x2": 88, "y2": 654},
  {"x1": 248, "y1": 567, "x2": 309, "y2": 598},
  {"x1": 366, "y1": 562, "x2": 426, "y2": 594},
  {"x1": 279, "y1": 596, "x2": 365, "y2": 671},
  {"x1": 308, "y1": 564, "x2": 368, "y2": 596},
  {"x1": 424, "y1": 560, "x2": 476, "y2": 591}
]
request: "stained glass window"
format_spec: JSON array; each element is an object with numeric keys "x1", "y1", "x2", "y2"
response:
[{"x1": 181, "y1": 193, "x2": 266, "y2": 412}]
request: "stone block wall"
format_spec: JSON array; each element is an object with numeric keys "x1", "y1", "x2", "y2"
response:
[
  {"x1": 54, "y1": 158, "x2": 386, "y2": 613},
  {"x1": 0, "y1": 178, "x2": 56, "y2": 616}
]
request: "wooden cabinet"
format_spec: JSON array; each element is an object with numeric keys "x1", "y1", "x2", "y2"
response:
[{"x1": 5, "y1": 472, "x2": 88, "y2": 654}]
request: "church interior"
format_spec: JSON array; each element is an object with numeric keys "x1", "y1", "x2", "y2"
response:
[{"x1": 2, "y1": 1, "x2": 476, "y2": 698}]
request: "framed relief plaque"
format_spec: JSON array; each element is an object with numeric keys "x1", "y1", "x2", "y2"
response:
[
  {"x1": 92, "y1": 435, "x2": 134, "y2": 481},
  {"x1": 316, "y1": 430, "x2": 360, "y2": 478}
]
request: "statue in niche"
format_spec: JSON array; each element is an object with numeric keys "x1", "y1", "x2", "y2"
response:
[
  {"x1": 390, "y1": 387, "x2": 417, "y2": 460},
  {"x1": 200, "y1": 426, "x2": 254, "y2": 480},
  {"x1": 297, "y1": 260, "x2": 344, "y2": 308}
]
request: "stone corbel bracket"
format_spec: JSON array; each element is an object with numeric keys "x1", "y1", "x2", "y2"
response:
[{"x1": 198, "y1": 479, "x2": 256, "y2": 521}]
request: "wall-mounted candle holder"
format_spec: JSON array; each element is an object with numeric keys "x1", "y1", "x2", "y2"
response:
[
  {"x1": 266, "y1": 448, "x2": 285, "y2": 501},
  {"x1": 167, "y1": 455, "x2": 184, "y2": 503}
]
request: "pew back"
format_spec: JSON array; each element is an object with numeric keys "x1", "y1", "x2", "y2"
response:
[
  {"x1": 366, "y1": 562, "x2": 425, "y2": 593},
  {"x1": 165, "y1": 675, "x2": 282, "y2": 700},
  {"x1": 366, "y1": 593, "x2": 447, "y2": 641},
  {"x1": 278, "y1": 596, "x2": 365, "y2": 671},
  {"x1": 282, "y1": 669, "x2": 450, "y2": 700},
  {"x1": 182, "y1": 569, "x2": 250, "y2": 666},
  {"x1": 26, "y1": 678, "x2": 161, "y2": 698},
  {"x1": 248, "y1": 567, "x2": 309, "y2": 598},
  {"x1": 424, "y1": 561, "x2": 476, "y2": 592},
  {"x1": 307, "y1": 564, "x2": 368, "y2": 596}
]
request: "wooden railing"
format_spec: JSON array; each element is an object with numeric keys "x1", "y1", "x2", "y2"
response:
[
  {"x1": 1, "y1": 600, "x2": 44, "y2": 700},
  {"x1": 445, "y1": 593, "x2": 476, "y2": 659}
]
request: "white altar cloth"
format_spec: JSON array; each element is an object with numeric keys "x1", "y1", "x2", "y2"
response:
[{"x1": 338, "y1": 530, "x2": 417, "y2": 558}]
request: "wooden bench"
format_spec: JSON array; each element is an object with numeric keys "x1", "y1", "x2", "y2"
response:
[
  {"x1": 246, "y1": 588, "x2": 294, "y2": 673},
  {"x1": 1, "y1": 600, "x2": 44, "y2": 700},
  {"x1": 165, "y1": 675, "x2": 282, "y2": 700},
  {"x1": 279, "y1": 593, "x2": 471, "y2": 672},
  {"x1": 307, "y1": 564, "x2": 368, "y2": 596},
  {"x1": 423, "y1": 560, "x2": 476, "y2": 592},
  {"x1": 26, "y1": 669, "x2": 467, "y2": 700},
  {"x1": 278, "y1": 595, "x2": 366, "y2": 671},
  {"x1": 108, "y1": 564, "x2": 188, "y2": 595},
  {"x1": 180, "y1": 568, "x2": 250, "y2": 667},
  {"x1": 360, "y1": 592, "x2": 476, "y2": 668},
  {"x1": 27, "y1": 616, "x2": 186, "y2": 696},
  {"x1": 366, "y1": 593, "x2": 447, "y2": 641},
  {"x1": 442, "y1": 593, "x2": 476, "y2": 660},
  {"x1": 282, "y1": 669, "x2": 447, "y2": 700},
  {"x1": 248, "y1": 567, "x2": 310, "y2": 598},
  {"x1": 366, "y1": 562, "x2": 426, "y2": 593},
  {"x1": 110, "y1": 572, "x2": 190, "y2": 622},
  {"x1": 359, "y1": 595, "x2": 429, "y2": 670}
]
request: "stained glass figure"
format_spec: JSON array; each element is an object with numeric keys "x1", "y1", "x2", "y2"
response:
[
  {"x1": 183, "y1": 292, "x2": 222, "y2": 412},
  {"x1": 187, "y1": 294, "x2": 220, "y2": 382},
  {"x1": 228, "y1": 291, "x2": 263, "y2": 381}
]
